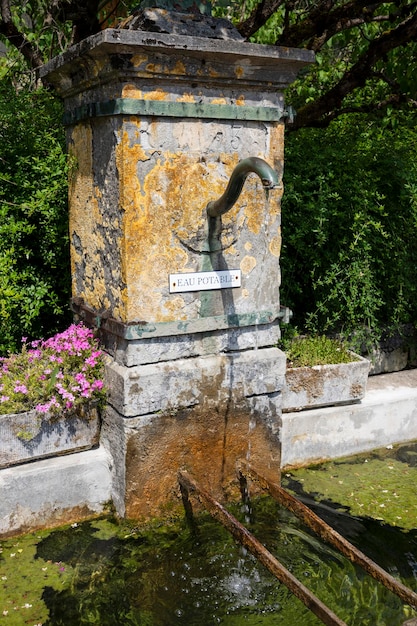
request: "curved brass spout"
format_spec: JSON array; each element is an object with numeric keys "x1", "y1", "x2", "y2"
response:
[{"x1": 206, "y1": 157, "x2": 279, "y2": 218}]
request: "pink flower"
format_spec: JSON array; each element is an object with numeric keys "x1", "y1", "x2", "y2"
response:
[
  {"x1": 14, "y1": 383, "x2": 28, "y2": 394},
  {"x1": 0, "y1": 323, "x2": 105, "y2": 416},
  {"x1": 28, "y1": 349, "x2": 42, "y2": 361},
  {"x1": 56, "y1": 383, "x2": 75, "y2": 403},
  {"x1": 35, "y1": 403, "x2": 50, "y2": 413},
  {"x1": 36, "y1": 397, "x2": 62, "y2": 413}
]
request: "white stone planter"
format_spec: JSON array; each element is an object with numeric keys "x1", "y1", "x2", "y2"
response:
[
  {"x1": 282, "y1": 353, "x2": 370, "y2": 413},
  {"x1": 0, "y1": 403, "x2": 100, "y2": 468}
]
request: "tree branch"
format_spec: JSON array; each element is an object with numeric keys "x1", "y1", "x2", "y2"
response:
[
  {"x1": 278, "y1": 1, "x2": 387, "y2": 50},
  {"x1": 0, "y1": 0, "x2": 44, "y2": 69},
  {"x1": 49, "y1": 0, "x2": 101, "y2": 43},
  {"x1": 236, "y1": 0, "x2": 286, "y2": 39},
  {"x1": 302, "y1": 93, "x2": 414, "y2": 128},
  {"x1": 291, "y1": 9, "x2": 417, "y2": 129}
]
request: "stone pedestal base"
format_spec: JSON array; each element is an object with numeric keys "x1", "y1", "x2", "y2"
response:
[{"x1": 101, "y1": 347, "x2": 285, "y2": 519}]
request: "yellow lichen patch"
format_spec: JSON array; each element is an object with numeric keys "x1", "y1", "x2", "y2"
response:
[
  {"x1": 115, "y1": 126, "x2": 154, "y2": 319},
  {"x1": 162, "y1": 295, "x2": 188, "y2": 319},
  {"x1": 268, "y1": 123, "x2": 285, "y2": 164},
  {"x1": 219, "y1": 152, "x2": 237, "y2": 167},
  {"x1": 242, "y1": 187, "x2": 264, "y2": 235},
  {"x1": 177, "y1": 93, "x2": 196, "y2": 103},
  {"x1": 234, "y1": 65, "x2": 244, "y2": 79},
  {"x1": 268, "y1": 194, "x2": 281, "y2": 221},
  {"x1": 90, "y1": 56, "x2": 107, "y2": 79},
  {"x1": 116, "y1": 142, "x2": 217, "y2": 322},
  {"x1": 244, "y1": 241, "x2": 253, "y2": 251},
  {"x1": 68, "y1": 123, "x2": 118, "y2": 312},
  {"x1": 122, "y1": 84, "x2": 143, "y2": 99},
  {"x1": 143, "y1": 89, "x2": 167, "y2": 101},
  {"x1": 131, "y1": 53, "x2": 149, "y2": 67},
  {"x1": 146, "y1": 63, "x2": 163, "y2": 74},
  {"x1": 269, "y1": 233, "x2": 281, "y2": 257},
  {"x1": 240, "y1": 255, "x2": 257, "y2": 275},
  {"x1": 172, "y1": 60, "x2": 187, "y2": 75},
  {"x1": 236, "y1": 95, "x2": 245, "y2": 105},
  {"x1": 224, "y1": 244, "x2": 238, "y2": 257},
  {"x1": 112, "y1": 287, "x2": 128, "y2": 321},
  {"x1": 68, "y1": 125, "x2": 94, "y2": 288},
  {"x1": 211, "y1": 98, "x2": 227, "y2": 105}
]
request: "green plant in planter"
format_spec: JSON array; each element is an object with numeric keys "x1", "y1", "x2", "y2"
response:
[
  {"x1": 280, "y1": 332, "x2": 358, "y2": 368},
  {"x1": 0, "y1": 323, "x2": 106, "y2": 416}
]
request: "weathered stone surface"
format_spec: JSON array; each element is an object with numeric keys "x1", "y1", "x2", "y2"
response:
[
  {"x1": 40, "y1": 30, "x2": 315, "y2": 98},
  {"x1": 0, "y1": 405, "x2": 100, "y2": 468},
  {"x1": 66, "y1": 114, "x2": 284, "y2": 332},
  {"x1": 368, "y1": 346, "x2": 408, "y2": 375},
  {"x1": 104, "y1": 321, "x2": 281, "y2": 367},
  {"x1": 282, "y1": 354, "x2": 370, "y2": 413},
  {"x1": 281, "y1": 369, "x2": 417, "y2": 469},
  {"x1": 105, "y1": 347, "x2": 286, "y2": 417},
  {"x1": 40, "y1": 30, "x2": 313, "y2": 340},
  {"x1": 39, "y1": 33, "x2": 313, "y2": 521},
  {"x1": 101, "y1": 346, "x2": 286, "y2": 518},
  {"x1": 0, "y1": 448, "x2": 112, "y2": 537},
  {"x1": 102, "y1": 397, "x2": 282, "y2": 520},
  {"x1": 119, "y1": 8, "x2": 245, "y2": 41}
]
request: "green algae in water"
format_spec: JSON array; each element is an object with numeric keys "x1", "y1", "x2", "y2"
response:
[
  {"x1": 2, "y1": 443, "x2": 417, "y2": 625},
  {"x1": 283, "y1": 441, "x2": 417, "y2": 530},
  {"x1": 1, "y1": 495, "x2": 417, "y2": 626},
  {"x1": 0, "y1": 528, "x2": 74, "y2": 625}
]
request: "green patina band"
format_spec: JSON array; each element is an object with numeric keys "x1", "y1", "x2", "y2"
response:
[
  {"x1": 71, "y1": 299, "x2": 284, "y2": 340},
  {"x1": 122, "y1": 309, "x2": 281, "y2": 340},
  {"x1": 63, "y1": 98, "x2": 287, "y2": 125}
]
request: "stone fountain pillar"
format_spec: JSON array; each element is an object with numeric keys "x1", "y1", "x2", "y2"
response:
[{"x1": 41, "y1": 16, "x2": 314, "y2": 519}]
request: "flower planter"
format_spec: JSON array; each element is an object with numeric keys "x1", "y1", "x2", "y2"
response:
[
  {"x1": 282, "y1": 353, "x2": 370, "y2": 413},
  {"x1": 0, "y1": 403, "x2": 100, "y2": 468}
]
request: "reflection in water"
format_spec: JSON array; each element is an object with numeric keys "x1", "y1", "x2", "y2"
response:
[
  {"x1": 2, "y1": 443, "x2": 417, "y2": 625},
  {"x1": 33, "y1": 494, "x2": 417, "y2": 626}
]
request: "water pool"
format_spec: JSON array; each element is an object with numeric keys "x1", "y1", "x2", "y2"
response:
[{"x1": 1, "y1": 443, "x2": 417, "y2": 625}]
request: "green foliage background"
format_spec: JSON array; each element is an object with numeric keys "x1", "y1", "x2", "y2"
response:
[
  {"x1": 280, "y1": 114, "x2": 417, "y2": 346},
  {"x1": 0, "y1": 82, "x2": 71, "y2": 355},
  {"x1": 1, "y1": 1, "x2": 417, "y2": 355}
]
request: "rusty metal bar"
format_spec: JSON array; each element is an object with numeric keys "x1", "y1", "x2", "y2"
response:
[
  {"x1": 241, "y1": 464, "x2": 417, "y2": 610},
  {"x1": 178, "y1": 470, "x2": 347, "y2": 626}
]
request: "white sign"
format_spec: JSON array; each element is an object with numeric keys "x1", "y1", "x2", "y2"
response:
[{"x1": 169, "y1": 270, "x2": 241, "y2": 293}]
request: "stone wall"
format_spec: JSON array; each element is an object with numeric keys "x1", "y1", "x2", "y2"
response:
[{"x1": 41, "y1": 28, "x2": 314, "y2": 519}]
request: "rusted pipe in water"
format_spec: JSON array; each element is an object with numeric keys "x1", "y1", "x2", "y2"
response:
[
  {"x1": 178, "y1": 470, "x2": 347, "y2": 626},
  {"x1": 240, "y1": 463, "x2": 417, "y2": 610}
]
